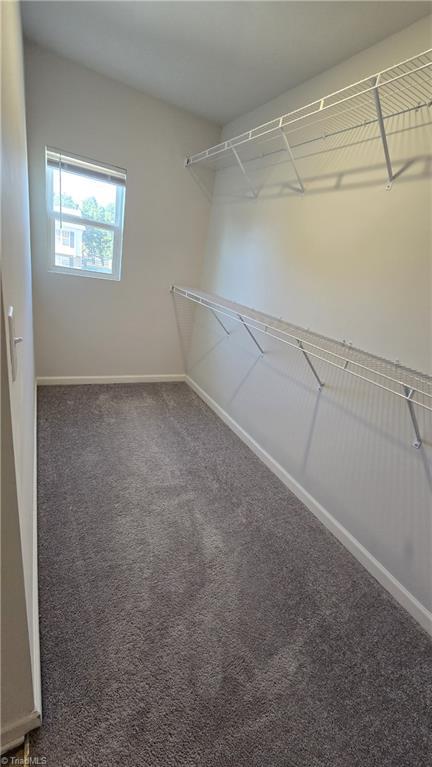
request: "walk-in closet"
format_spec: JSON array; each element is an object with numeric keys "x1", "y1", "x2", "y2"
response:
[{"x1": 2, "y1": 2, "x2": 431, "y2": 765}]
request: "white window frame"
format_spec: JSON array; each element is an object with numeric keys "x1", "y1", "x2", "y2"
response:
[{"x1": 46, "y1": 148, "x2": 126, "y2": 281}]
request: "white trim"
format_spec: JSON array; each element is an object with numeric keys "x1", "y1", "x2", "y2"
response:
[
  {"x1": 32, "y1": 383, "x2": 42, "y2": 717},
  {"x1": 45, "y1": 157, "x2": 125, "y2": 282},
  {"x1": 51, "y1": 211, "x2": 117, "y2": 232},
  {"x1": 37, "y1": 374, "x2": 186, "y2": 386},
  {"x1": 186, "y1": 376, "x2": 432, "y2": 637},
  {"x1": 1, "y1": 711, "x2": 41, "y2": 754},
  {"x1": 47, "y1": 264, "x2": 121, "y2": 281}
]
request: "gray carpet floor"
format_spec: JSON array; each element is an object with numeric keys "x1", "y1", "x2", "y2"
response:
[{"x1": 32, "y1": 383, "x2": 432, "y2": 766}]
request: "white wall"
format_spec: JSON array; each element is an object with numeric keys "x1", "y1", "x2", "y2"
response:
[
  {"x1": 203, "y1": 16, "x2": 432, "y2": 374},
  {"x1": 186, "y1": 18, "x2": 432, "y2": 628},
  {"x1": 1, "y1": 0, "x2": 40, "y2": 742},
  {"x1": 25, "y1": 43, "x2": 220, "y2": 380}
]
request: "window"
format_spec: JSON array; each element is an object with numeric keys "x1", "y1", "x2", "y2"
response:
[
  {"x1": 46, "y1": 149, "x2": 126, "y2": 280},
  {"x1": 56, "y1": 228, "x2": 75, "y2": 248}
]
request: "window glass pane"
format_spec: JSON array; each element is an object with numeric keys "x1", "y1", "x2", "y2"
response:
[
  {"x1": 54, "y1": 220, "x2": 114, "y2": 275},
  {"x1": 53, "y1": 167, "x2": 117, "y2": 225},
  {"x1": 47, "y1": 148, "x2": 125, "y2": 280}
]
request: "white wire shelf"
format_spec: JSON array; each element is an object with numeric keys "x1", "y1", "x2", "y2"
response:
[
  {"x1": 171, "y1": 285, "x2": 432, "y2": 449},
  {"x1": 185, "y1": 49, "x2": 432, "y2": 195}
]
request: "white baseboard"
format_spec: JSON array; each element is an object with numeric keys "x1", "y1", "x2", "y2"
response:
[
  {"x1": 37, "y1": 374, "x2": 186, "y2": 386},
  {"x1": 1, "y1": 711, "x2": 41, "y2": 754},
  {"x1": 186, "y1": 375, "x2": 432, "y2": 637}
]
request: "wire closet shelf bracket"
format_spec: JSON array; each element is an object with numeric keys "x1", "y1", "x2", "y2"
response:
[
  {"x1": 171, "y1": 285, "x2": 432, "y2": 449},
  {"x1": 184, "y1": 49, "x2": 432, "y2": 196}
]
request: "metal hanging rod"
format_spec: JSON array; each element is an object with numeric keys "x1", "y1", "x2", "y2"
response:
[
  {"x1": 171, "y1": 286, "x2": 432, "y2": 448},
  {"x1": 185, "y1": 49, "x2": 432, "y2": 193},
  {"x1": 172, "y1": 286, "x2": 432, "y2": 402}
]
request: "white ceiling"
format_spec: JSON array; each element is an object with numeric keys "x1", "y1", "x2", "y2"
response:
[{"x1": 21, "y1": 1, "x2": 432, "y2": 125}]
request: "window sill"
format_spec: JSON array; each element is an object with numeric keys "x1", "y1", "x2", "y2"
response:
[{"x1": 48, "y1": 266, "x2": 121, "y2": 282}]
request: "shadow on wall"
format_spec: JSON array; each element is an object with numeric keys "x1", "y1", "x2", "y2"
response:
[
  {"x1": 188, "y1": 115, "x2": 432, "y2": 200},
  {"x1": 249, "y1": 155, "x2": 431, "y2": 200},
  {"x1": 172, "y1": 298, "x2": 432, "y2": 609},
  {"x1": 177, "y1": 300, "x2": 432, "y2": 470}
]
